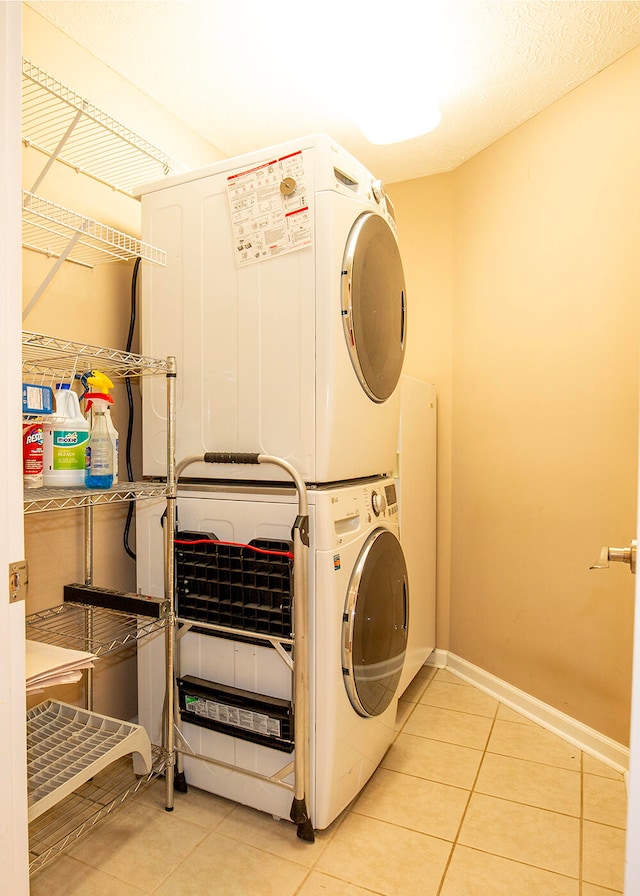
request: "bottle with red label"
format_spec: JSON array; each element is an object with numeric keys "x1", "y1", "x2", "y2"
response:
[{"x1": 23, "y1": 422, "x2": 44, "y2": 488}]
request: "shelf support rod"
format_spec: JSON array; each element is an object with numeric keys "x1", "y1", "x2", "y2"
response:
[
  {"x1": 164, "y1": 358, "x2": 177, "y2": 811},
  {"x1": 22, "y1": 231, "x2": 81, "y2": 321},
  {"x1": 29, "y1": 108, "x2": 84, "y2": 194},
  {"x1": 84, "y1": 503, "x2": 95, "y2": 712}
]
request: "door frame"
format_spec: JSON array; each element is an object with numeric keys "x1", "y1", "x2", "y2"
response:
[
  {"x1": 0, "y1": 3, "x2": 29, "y2": 891},
  {"x1": 625, "y1": 468, "x2": 640, "y2": 890}
]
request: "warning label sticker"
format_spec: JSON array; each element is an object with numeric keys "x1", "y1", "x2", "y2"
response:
[
  {"x1": 227, "y1": 150, "x2": 312, "y2": 266},
  {"x1": 186, "y1": 694, "x2": 282, "y2": 738}
]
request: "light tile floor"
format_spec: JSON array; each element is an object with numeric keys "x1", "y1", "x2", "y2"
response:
[{"x1": 29, "y1": 667, "x2": 628, "y2": 896}]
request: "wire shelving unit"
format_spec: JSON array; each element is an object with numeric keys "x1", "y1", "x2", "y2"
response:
[{"x1": 23, "y1": 331, "x2": 178, "y2": 874}]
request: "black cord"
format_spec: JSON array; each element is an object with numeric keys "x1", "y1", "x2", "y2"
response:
[{"x1": 123, "y1": 257, "x2": 142, "y2": 561}]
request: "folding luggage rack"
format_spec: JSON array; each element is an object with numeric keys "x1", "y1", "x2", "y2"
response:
[{"x1": 171, "y1": 452, "x2": 313, "y2": 842}]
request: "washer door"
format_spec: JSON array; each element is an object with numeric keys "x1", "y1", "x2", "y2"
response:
[
  {"x1": 342, "y1": 528, "x2": 408, "y2": 717},
  {"x1": 341, "y1": 212, "x2": 407, "y2": 403}
]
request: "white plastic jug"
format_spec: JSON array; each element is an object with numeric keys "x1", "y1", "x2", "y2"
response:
[{"x1": 42, "y1": 385, "x2": 90, "y2": 487}]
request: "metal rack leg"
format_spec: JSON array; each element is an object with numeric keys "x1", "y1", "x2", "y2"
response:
[
  {"x1": 172, "y1": 621, "x2": 188, "y2": 792},
  {"x1": 163, "y1": 608, "x2": 175, "y2": 810},
  {"x1": 163, "y1": 361, "x2": 177, "y2": 811},
  {"x1": 289, "y1": 509, "x2": 313, "y2": 841},
  {"x1": 84, "y1": 503, "x2": 94, "y2": 712}
]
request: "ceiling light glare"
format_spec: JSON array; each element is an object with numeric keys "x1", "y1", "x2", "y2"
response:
[{"x1": 355, "y1": 97, "x2": 442, "y2": 145}]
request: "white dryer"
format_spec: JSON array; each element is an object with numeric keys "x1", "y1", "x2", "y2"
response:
[
  {"x1": 136, "y1": 477, "x2": 408, "y2": 829},
  {"x1": 136, "y1": 134, "x2": 406, "y2": 484}
]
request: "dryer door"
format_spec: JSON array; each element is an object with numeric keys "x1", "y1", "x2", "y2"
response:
[
  {"x1": 342, "y1": 528, "x2": 408, "y2": 717},
  {"x1": 341, "y1": 212, "x2": 407, "y2": 403}
]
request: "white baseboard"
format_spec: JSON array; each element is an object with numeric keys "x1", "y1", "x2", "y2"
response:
[
  {"x1": 426, "y1": 648, "x2": 448, "y2": 670},
  {"x1": 428, "y1": 650, "x2": 629, "y2": 774}
]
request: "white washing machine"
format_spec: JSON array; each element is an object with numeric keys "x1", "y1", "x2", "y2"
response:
[
  {"x1": 136, "y1": 477, "x2": 408, "y2": 829},
  {"x1": 136, "y1": 134, "x2": 407, "y2": 484}
]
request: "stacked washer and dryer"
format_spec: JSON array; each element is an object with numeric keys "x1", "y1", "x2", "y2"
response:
[{"x1": 135, "y1": 134, "x2": 431, "y2": 830}]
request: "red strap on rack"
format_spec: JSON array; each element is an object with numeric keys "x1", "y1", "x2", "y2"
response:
[{"x1": 174, "y1": 537, "x2": 294, "y2": 561}]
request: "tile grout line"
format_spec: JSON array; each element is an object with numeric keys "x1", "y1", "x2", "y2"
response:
[
  {"x1": 290, "y1": 866, "x2": 314, "y2": 896},
  {"x1": 433, "y1": 695, "x2": 501, "y2": 896},
  {"x1": 393, "y1": 667, "x2": 440, "y2": 737},
  {"x1": 429, "y1": 684, "x2": 586, "y2": 891}
]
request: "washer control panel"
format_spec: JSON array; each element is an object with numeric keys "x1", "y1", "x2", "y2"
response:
[
  {"x1": 370, "y1": 481, "x2": 398, "y2": 518},
  {"x1": 323, "y1": 479, "x2": 399, "y2": 547}
]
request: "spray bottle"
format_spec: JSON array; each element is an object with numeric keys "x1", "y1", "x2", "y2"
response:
[
  {"x1": 83, "y1": 374, "x2": 115, "y2": 489},
  {"x1": 82, "y1": 371, "x2": 119, "y2": 485},
  {"x1": 23, "y1": 422, "x2": 44, "y2": 489}
]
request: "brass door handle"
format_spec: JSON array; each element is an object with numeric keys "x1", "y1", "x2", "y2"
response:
[{"x1": 590, "y1": 539, "x2": 637, "y2": 574}]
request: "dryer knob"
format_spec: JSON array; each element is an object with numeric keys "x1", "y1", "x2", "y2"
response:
[
  {"x1": 371, "y1": 179, "x2": 385, "y2": 203},
  {"x1": 372, "y1": 490, "x2": 386, "y2": 516},
  {"x1": 280, "y1": 176, "x2": 297, "y2": 196}
]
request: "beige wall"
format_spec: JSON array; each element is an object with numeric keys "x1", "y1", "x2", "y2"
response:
[
  {"x1": 22, "y1": 5, "x2": 223, "y2": 717},
  {"x1": 391, "y1": 47, "x2": 640, "y2": 745}
]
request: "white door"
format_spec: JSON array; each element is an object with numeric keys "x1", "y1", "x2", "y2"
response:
[{"x1": 0, "y1": 3, "x2": 30, "y2": 892}]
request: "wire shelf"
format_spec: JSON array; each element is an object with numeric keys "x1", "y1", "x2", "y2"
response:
[
  {"x1": 29, "y1": 747, "x2": 167, "y2": 875},
  {"x1": 22, "y1": 191, "x2": 166, "y2": 268},
  {"x1": 22, "y1": 330, "x2": 173, "y2": 380},
  {"x1": 26, "y1": 601, "x2": 171, "y2": 657},
  {"x1": 22, "y1": 58, "x2": 186, "y2": 196},
  {"x1": 23, "y1": 481, "x2": 171, "y2": 514}
]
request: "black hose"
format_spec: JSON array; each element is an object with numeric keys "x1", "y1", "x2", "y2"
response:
[{"x1": 123, "y1": 257, "x2": 142, "y2": 561}]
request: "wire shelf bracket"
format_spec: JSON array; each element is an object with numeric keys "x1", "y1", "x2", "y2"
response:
[{"x1": 22, "y1": 190, "x2": 166, "y2": 320}]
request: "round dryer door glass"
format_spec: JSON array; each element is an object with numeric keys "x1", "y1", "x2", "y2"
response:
[
  {"x1": 342, "y1": 528, "x2": 408, "y2": 717},
  {"x1": 341, "y1": 212, "x2": 407, "y2": 402}
]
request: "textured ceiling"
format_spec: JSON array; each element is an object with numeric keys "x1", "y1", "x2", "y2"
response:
[{"x1": 26, "y1": 1, "x2": 640, "y2": 184}]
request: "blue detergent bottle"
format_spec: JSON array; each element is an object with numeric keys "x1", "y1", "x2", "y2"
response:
[{"x1": 84, "y1": 389, "x2": 114, "y2": 489}]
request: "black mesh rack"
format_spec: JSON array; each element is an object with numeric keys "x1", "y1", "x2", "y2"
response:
[{"x1": 174, "y1": 531, "x2": 294, "y2": 637}]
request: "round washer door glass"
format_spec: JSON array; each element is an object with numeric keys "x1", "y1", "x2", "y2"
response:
[
  {"x1": 341, "y1": 212, "x2": 407, "y2": 403},
  {"x1": 342, "y1": 528, "x2": 408, "y2": 717}
]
